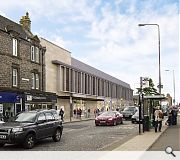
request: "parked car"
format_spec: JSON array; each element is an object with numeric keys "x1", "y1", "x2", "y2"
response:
[
  {"x1": 131, "y1": 110, "x2": 143, "y2": 124},
  {"x1": 95, "y1": 111, "x2": 123, "y2": 126},
  {"x1": 121, "y1": 106, "x2": 138, "y2": 119},
  {"x1": 0, "y1": 110, "x2": 63, "y2": 149}
]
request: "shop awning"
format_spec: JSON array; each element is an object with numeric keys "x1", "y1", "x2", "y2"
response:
[{"x1": 0, "y1": 92, "x2": 21, "y2": 103}]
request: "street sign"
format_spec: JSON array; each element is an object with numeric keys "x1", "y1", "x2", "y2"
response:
[
  {"x1": 141, "y1": 77, "x2": 149, "y2": 88},
  {"x1": 157, "y1": 84, "x2": 163, "y2": 88}
]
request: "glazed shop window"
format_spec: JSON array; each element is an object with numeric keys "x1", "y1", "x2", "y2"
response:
[
  {"x1": 12, "y1": 68, "x2": 18, "y2": 87},
  {"x1": 13, "y1": 38, "x2": 18, "y2": 56},
  {"x1": 31, "y1": 46, "x2": 39, "y2": 63},
  {"x1": 31, "y1": 73, "x2": 39, "y2": 90}
]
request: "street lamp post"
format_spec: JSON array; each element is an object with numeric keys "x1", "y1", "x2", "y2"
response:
[
  {"x1": 165, "y1": 70, "x2": 176, "y2": 105},
  {"x1": 138, "y1": 24, "x2": 162, "y2": 95}
]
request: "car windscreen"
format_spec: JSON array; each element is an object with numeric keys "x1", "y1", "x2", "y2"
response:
[
  {"x1": 99, "y1": 112, "x2": 115, "y2": 117},
  {"x1": 124, "y1": 107, "x2": 135, "y2": 111},
  {"x1": 12, "y1": 112, "x2": 37, "y2": 123}
]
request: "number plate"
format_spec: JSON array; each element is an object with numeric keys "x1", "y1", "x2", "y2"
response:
[
  {"x1": 0, "y1": 135, "x2": 6, "y2": 139},
  {"x1": 100, "y1": 121, "x2": 106, "y2": 123}
]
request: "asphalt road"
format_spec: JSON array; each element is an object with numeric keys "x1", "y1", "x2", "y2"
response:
[{"x1": 0, "y1": 120, "x2": 138, "y2": 151}]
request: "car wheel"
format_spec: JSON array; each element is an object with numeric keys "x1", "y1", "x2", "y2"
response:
[
  {"x1": 23, "y1": 134, "x2": 35, "y2": 149},
  {"x1": 113, "y1": 120, "x2": 117, "y2": 126},
  {"x1": 0, "y1": 143, "x2": 5, "y2": 147},
  {"x1": 52, "y1": 128, "x2": 62, "y2": 142}
]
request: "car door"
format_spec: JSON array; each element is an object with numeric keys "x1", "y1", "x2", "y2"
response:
[
  {"x1": 45, "y1": 112, "x2": 56, "y2": 137},
  {"x1": 36, "y1": 113, "x2": 48, "y2": 139}
]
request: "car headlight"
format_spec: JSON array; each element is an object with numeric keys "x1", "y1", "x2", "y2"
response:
[
  {"x1": 12, "y1": 127, "x2": 23, "y2": 133},
  {"x1": 108, "y1": 118, "x2": 113, "y2": 121}
]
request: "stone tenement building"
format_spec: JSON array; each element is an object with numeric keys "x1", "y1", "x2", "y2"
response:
[{"x1": 0, "y1": 13, "x2": 56, "y2": 118}]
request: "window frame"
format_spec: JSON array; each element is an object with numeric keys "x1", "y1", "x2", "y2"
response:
[
  {"x1": 31, "y1": 72, "x2": 40, "y2": 90},
  {"x1": 31, "y1": 46, "x2": 40, "y2": 63},
  {"x1": 12, "y1": 68, "x2": 18, "y2": 87},
  {"x1": 35, "y1": 47, "x2": 39, "y2": 63},
  {"x1": 13, "y1": 38, "x2": 18, "y2": 56},
  {"x1": 31, "y1": 46, "x2": 35, "y2": 61},
  {"x1": 35, "y1": 73, "x2": 39, "y2": 90},
  {"x1": 31, "y1": 72, "x2": 35, "y2": 89}
]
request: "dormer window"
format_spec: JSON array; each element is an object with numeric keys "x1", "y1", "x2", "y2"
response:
[
  {"x1": 31, "y1": 46, "x2": 39, "y2": 63},
  {"x1": 13, "y1": 38, "x2": 18, "y2": 56}
]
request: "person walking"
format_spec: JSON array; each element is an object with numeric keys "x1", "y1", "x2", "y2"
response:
[
  {"x1": 59, "y1": 108, "x2": 64, "y2": 121},
  {"x1": 154, "y1": 106, "x2": 163, "y2": 132}
]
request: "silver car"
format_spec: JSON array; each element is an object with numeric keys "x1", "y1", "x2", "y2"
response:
[{"x1": 121, "y1": 106, "x2": 138, "y2": 119}]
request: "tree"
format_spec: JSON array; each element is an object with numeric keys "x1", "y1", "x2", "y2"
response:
[{"x1": 136, "y1": 78, "x2": 158, "y2": 95}]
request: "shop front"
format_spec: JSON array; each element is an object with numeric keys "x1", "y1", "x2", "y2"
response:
[
  {"x1": 0, "y1": 91, "x2": 22, "y2": 121},
  {"x1": 24, "y1": 92, "x2": 57, "y2": 111}
]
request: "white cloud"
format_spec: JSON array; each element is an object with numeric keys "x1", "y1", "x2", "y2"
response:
[{"x1": 0, "y1": 0, "x2": 179, "y2": 103}]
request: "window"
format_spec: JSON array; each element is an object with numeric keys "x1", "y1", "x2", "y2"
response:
[
  {"x1": 35, "y1": 74, "x2": 39, "y2": 89},
  {"x1": 12, "y1": 68, "x2": 18, "y2": 87},
  {"x1": 35, "y1": 47, "x2": 39, "y2": 63},
  {"x1": 37, "y1": 113, "x2": 46, "y2": 121},
  {"x1": 31, "y1": 46, "x2": 39, "y2": 63},
  {"x1": 31, "y1": 73, "x2": 35, "y2": 89},
  {"x1": 13, "y1": 38, "x2": 17, "y2": 56},
  {"x1": 32, "y1": 72, "x2": 40, "y2": 90},
  {"x1": 31, "y1": 46, "x2": 35, "y2": 61},
  {"x1": 45, "y1": 112, "x2": 54, "y2": 121}
]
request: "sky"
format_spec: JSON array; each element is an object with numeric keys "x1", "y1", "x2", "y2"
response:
[{"x1": 0, "y1": 0, "x2": 179, "y2": 104}]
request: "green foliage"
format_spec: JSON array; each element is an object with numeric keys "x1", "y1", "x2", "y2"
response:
[{"x1": 136, "y1": 78, "x2": 158, "y2": 95}]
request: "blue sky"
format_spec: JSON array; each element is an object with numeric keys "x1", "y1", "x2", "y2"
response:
[{"x1": 0, "y1": 0, "x2": 179, "y2": 104}]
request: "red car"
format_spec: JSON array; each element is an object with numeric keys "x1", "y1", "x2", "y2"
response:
[{"x1": 95, "y1": 111, "x2": 123, "y2": 126}]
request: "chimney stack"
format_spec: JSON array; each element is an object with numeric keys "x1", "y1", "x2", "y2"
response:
[{"x1": 20, "y1": 12, "x2": 31, "y2": 31}]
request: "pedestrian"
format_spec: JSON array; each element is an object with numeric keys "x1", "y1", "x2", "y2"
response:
[
  {"x1": 79, "y1": 108, "x2": 82, "y2": 119},
  {"x1": 73, "y1": 109, "x2": 76, "y2": 118},
  {"x1": 154, "y1": 106, "x2": 163, "y2": 132},
  {"x1": 172, "y1": 108, "x2": 177, "y2": 125},
  {"x1": 94, "y1": 108, "x2": 97, "y2": 117},
  {"x1": 5, "y1": 107, "x2": 12, "y2": 122},
  {"x1": 59, "y1": 108, "x2": 64, "y2": 121},
  {"x1": 87, "y1": 108, "x2": 90, "y2": 118}
]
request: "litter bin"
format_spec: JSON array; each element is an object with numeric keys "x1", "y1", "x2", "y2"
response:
[{"x1": 143, "y1": 115, "x2": 150, "y2": 131}]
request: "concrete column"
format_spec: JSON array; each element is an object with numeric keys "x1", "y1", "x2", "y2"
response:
[
  {"x1": 57, "y1": 65, "x2": 60, "y2": 92},
  {"x1": 73, "y1": 69, "x2": 75, "y2": 92},
  {"x1": 80, "y1": 72, "x2": 83, "y2": 94},
  {"x1": 69, "y1": 68, "x2": 71, "y2": 92},
  {"x1": 89, "y1": 76, "x2": 92, "y2": 95},
  {"x1": 63, "y1": 66, "x2": 66, "y2": 91}
]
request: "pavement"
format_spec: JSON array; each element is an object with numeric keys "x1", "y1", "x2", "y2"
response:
[
  {"x1": 63, "y1": 114, "x2": 179, "y2": 151},
  {"x1": 149, "y1": 115, "x2": 180, "y2": 151},
  {"x1": 114, "y1": 115, "x2": 179, "y2": 151}
]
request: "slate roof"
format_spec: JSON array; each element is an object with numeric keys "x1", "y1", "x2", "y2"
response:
[
  {"x1": 0, "y1": 14, "x2": 33, "y2": 39},
  {"x1": 71, "y1": 58, "x2": 131, "y2": 89}
]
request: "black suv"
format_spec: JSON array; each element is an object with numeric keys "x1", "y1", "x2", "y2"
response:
[{"x1": 0, "y1": 110, "x2": 63, "y2": 149}]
